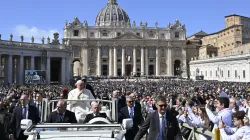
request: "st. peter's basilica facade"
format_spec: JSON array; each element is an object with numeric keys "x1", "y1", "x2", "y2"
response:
[{"x1": 66, "y1": 0, "x2": 188, "y2": 77}]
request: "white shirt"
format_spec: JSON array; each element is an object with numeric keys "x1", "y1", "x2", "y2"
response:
[
  {"x1": 128, "y1": 106, "x2": 134, "y2": 118},
  {"x1": 220, "y1": 126, "x2": 249, "y2": 140}
]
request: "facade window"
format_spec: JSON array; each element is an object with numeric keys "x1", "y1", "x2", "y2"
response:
[
  {"x1": 136, "y1": 33, "x2": 140, "y2": 36},
  {"x1": 205, "y1": 71, "x2": 207, "y2": 76},
  {"x1": 90, "y1": 32, "x2": 94, "y2": 37},
  {"x1": 235, "y1": 70, "x2": 237, "y2": 78},
  {"x1": 117, "y1": 48, "x2": 122, "y2": 57},
  {"x1": 102, "y1": 32, "x2": 108, "y2": 37},
  {"x1": 243, "y1": 70, "x2": 245, "y2": 78},
  {"x1": 149, "y1": 48, "x2": 154, "y2": 57},
  {"x1": 74, "y1": 30, "x2": 79, "y2": 36},
  {"x1": 101, "y1": 47, "x2": 108, "y2": 57},
  {"x1": 117, "y1": 32, "x2": 121, "y2": 36},
  {"x1": 73, "y1": 47, "x2": 80, "y2": 57},
  {"x1": 228, "y1": 70, "x2": 230, "y2": 77},
  {"x1": 210, "y1": 71, "x2": 212, "y2": 77},
  {"x1": 161, "y1": 34, "x2": 165, "y2": 38},
  {"x1": 149, "y1": 32, "x2": 154, "y2": 37},
  {"x1": 221, "y1": 70, "x2": 223, "y2": 77},
  {"x1": 175, "y1": 32, "x2": 179, "y2": 38},
  {"x1": 126, "y1": 48, "x2": 131, "y2": 56}
]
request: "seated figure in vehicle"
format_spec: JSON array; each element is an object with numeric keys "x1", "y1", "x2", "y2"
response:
[
  {"x1": 83, "y1": 101, "x2": 111, "y2": 124},
  {"x1": 67, "y1": 80, "x2": 95, "y2": 122}
]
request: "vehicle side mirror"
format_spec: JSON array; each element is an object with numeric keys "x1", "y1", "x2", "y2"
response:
[
  {"x1": 21, "y1": 119, "x2": 32, "y2": 130},
  {"x1": 122, "y1": 118, "x2": 133, "y2": 129}
]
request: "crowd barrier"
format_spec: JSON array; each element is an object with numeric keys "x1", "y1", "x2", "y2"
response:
[{"x1": 40, "y1": 98, "x2": 222, "y2": 140}]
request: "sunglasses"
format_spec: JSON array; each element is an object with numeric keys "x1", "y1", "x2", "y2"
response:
[
  {"x1": 127, "y1": 101, "x2": 133, "y2": 103},
  {"x1": 158, "y1": 104, "x2": 167, "y2": 108}
]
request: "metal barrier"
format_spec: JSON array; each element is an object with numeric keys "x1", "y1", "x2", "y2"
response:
[
  {"x1": 41, "y1": 98, "x2": 117, "y2": 123},
  {"x1": 179, "y1": 123, "x2": 221, "y2": 140}
]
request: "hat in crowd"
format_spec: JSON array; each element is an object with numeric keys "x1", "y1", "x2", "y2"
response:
[{"x1": 219, "y1": 91, "x2": 229, "y2": 99}]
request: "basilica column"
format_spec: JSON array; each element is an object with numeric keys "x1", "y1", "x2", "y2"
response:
[
  {"x1": 155, "y1": 46, "x2": 160, "y2": 76},
  {"x1": 113, "y1": 46, "x2": 117, "y2": 76},
  {"x1": 145, "y1": 47, "x2": 149, "y2": 75},
  {"x1": 82, "y1": 43, "x2": 88, "y2": 76},
  {"x1": 167, "y1": 46, "x2": 173, "y2": 76},
  {"x1": 97, "y1": 45, "x2": 101, "y2": 76},
  {"x1": 132, "y1": 46, "x2": 137, "y2": 75},
  {"x1": 109, "y1": 46, "x2": 113, "y2": 76},
  {"x1": 61, "y1": 57, "x2": 66, "y2": 83},
  {"x1": 141, "y1": 46, "x2": 145, "y2": 76},
  {"x1": 182, "y1": 46, "x2": 187, "y2": 78},
  {"x1": 121, "y1": 46, "x2": 125, "y2": 76},
  {"x1": 30, "y1": 56, "x2": 35, "y2": 70},
  {"x1": 46, "y1": 57, "x2": 51, "y2": 84},
  {"x1": 7, "y1": 55, "x2": 13, "y2": 84},
  {"x1": 19, "y1": 55, "x2": 24, "y2": 84}
]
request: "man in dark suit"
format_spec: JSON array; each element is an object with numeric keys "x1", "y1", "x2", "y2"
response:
[
  {"x1": 113, "y1": 90, "x2": 126, "y2": 112},
  {"x1": 47, "y1": 99, "x2": 77, "y2": 123},
  {"x1": 134, "y1": 95, "x2": 181, "y2": 140},
  {"x1": 83, "y1": 102, "x2": 109, "y2": 123},
  {"x1": 82, "y1": 77, "x2": 96, "y2": 98},
  {"x1": 118, "y1": 96, "x2": 143, "y2": 140},
  {"x1": 9, "y1": 94, "x2": 40, "y2": 140},
  {"x1": 30, "y1": 92, "x2": 45, "y2": 122}
]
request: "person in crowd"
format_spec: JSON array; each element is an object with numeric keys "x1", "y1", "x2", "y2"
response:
[
  {"x1": 219, "y1": 111, "x2": 249, "y2": 140},
  {"x1": 47, "y1": 99, "x2": 77, "y2": 123},
  {"x1": 0, "y1": 103, "x2": 11, "y2": 140},
  {"x1": 205, "y1": 91, "x2": 233, "y2": 132},
  {"x1": 9, "y1": 94, "x2": 40, "y2": 140},
  {"x1": 113, "y1": 90, "x2": 126, "y2": 112},
  {"x1": 83, "y1": 101, "x2": 109, "y2": 123},
  {"x1": 67, "y1": 80, "x2": 95, "y2": 122},
  {"x1": 30, "y1": 92, "x2": 43, "y2": 118},
  {"x1": 118, "y1": 96, "x2": 143, "y2": 140},
  {"x1": 134, "y1": 95, "x2": 181, "y2": 140},
  {"x1": 82, "y1": 77, "x2": 96, "y2": 99}
]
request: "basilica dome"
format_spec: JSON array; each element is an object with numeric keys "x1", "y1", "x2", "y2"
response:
[{"x1": 95, "y1": 0, "x2": 130, "y2": 26}]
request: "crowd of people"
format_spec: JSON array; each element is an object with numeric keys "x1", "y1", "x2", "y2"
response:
[{"x1": 0, "y1": 77, "x2": 250, "y2": 140}]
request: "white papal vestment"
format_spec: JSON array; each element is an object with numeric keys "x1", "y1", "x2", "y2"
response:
[{"x1": 67, "y1": 88, "x2": 95, "y2": 122}]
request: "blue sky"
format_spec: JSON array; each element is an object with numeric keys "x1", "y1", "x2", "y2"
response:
[{"x1": 0, "y1": 0, "x2": 249, "y2": 42}]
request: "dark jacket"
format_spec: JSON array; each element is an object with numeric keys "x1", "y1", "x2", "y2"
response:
[
  {"x1": 10, "y1": 105, "x2": 40, "y2": 139},
  {"x1": 46, "y1": 110, "x2": 77, "y2": 123},
  {"x1": 83, "y1": 113, "x2": 107, "y2": 123},
  {"x1": 134, "y1": 110, "x2": 181, "y2": 140},
  {"x1": 86, "y1": 84, "x2": 95, "y2": 98}
]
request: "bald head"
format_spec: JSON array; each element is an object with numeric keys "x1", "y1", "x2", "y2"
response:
[
  {"x1": 91, "y1": 101, "x2": 100, "y2": 113},
  {"x1": 20, "y1": 94, "x2": 29, "y2": 106},
  {"x1": 57, "y1": 99, "x2": 67, "y2": 114}
]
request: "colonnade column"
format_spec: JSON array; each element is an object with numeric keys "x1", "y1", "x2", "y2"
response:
[
  {"x1": 82, "y1": 44, "x2": 88, "y2": 76},
  {"x1": 132, "y1": 46, "x2": 137, "y2": 75},
  {"x1": 155, "y1": 46, "x2": 160, "y2": 76},
  {"x1": 30, "y1": 56, "x2": 35, "y2": 70},
  {"x1": 19, "y1": 55, "x2": 24, "y2": 84},
  {"x1": 167, "y1": 47, "x2": 173, "y2": 75},
  {"x1": 113, "y1": 46, "x2": 117, "y2": 76},
  {"x1": 8, "y1": 55, "x2": 13, "y2": 84},
  {"x1": 121, "y1": 46, "x2": 125, "y2": 76},
  {"x1": 141, "y1": 46, "x2": 145, "y2": 76},
  {"x1": 46, "y1": 57, "x2": 50, "y2": 84},
  {"x1": 61, "y1": 57, "x2": 66, "y2": 83},
  {"x1": 109, "y1": 46, "x2": 113, "y2": 76},
  {"x1": 145, "y1": 47, "x2": 148, "y2": 75},
  {"x1": 97, "y1": 45, "x2": 101, "y2": 76}
]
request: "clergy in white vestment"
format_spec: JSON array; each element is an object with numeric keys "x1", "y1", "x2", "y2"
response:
[
  {"x1": 205, "y1": 92, "x2": 233, "y2": 133},
  {"x1": 67, "y1": 80, "x2": 95, "y2": 122}
]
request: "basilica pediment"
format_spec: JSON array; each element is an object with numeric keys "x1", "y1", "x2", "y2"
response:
[{"x1": 114, "y1": 32, "x2": 142, "y2": 40}]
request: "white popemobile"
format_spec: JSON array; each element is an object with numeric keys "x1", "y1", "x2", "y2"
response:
[{"x1": 22, "y1": 99, "x2": 133, "y2": 140}]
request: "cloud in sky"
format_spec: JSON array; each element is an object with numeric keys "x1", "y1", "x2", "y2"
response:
[{"x1": 12, "y1": 25, "x2": 62, "y2": 43}]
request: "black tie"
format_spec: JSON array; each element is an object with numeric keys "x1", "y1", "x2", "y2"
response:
[{"x1": 162, "y1": 116, "x2": 166, "y2": 139}]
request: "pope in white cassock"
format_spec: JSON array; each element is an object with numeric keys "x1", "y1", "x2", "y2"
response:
[{"x1": 67, "y1": 80, "x2": 95, "y2": 122}]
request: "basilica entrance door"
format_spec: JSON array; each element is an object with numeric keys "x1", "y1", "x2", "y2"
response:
[
  {"x1": 117, "y1": 68, "x2": 121, "y2": 76},
  {"x1": 126, "y1": 64, "x2": 132, "y2": 76},
  {"x1": 149, "y1": 65, "x2": 154, "y2": 75},
  {"x1": 174, "y1": 60, "x2": 181, "y2": 76},
  {"x1": 102, "y1": 65, "x2": 108, "y2": 76}
]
